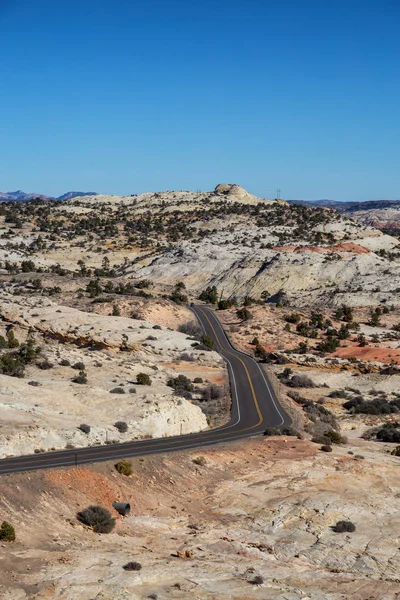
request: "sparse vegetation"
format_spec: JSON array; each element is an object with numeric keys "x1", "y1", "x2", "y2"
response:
[
  {"x1": 115, "y1": 460, "x2": 133, "y2": 475},
  {"x1": 0, "y1": 521, "x2": 16, "y2": 542},
  {"x1": 332, "y1": 520, "x2": 356, "y2": 533},
  {"x1": 77, "y1": 505, "x2": 115, "y2": 533},
  {"x1": 123, "y1": 561, "x2": 142, "y2": 571},
  {"x1": 72, "y1": 370, "x2": 88, "y2": 384},
  {"x1": 137, "y1": 372, "x2": 151, "y2": 385},
  {"x1": 78, "y1": 424, "x2": 91, "y2": 434},
  {"x1": 114, "y1": 421, "x2": 128, "y2": 433},
  {"x1": 193, "y1": 455, "x2": 207, "y2": 466}
]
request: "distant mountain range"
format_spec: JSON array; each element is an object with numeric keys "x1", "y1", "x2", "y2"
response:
[
  {"x1": 0, "y1": 190, "x2": 98, "y2": 202},
  {"x1": 288, "y1": 199, "x2": 400, "y2": 212}
]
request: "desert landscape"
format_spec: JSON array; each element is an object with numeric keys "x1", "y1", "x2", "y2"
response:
[{"x1": 0, "y1": 185, "x2": 399, "y2": 598}]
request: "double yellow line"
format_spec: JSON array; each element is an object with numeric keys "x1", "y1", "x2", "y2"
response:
[
  {"x1": 0, "y1": 307, "x2": 264, "y2": 473},
  {"x1": 197, "y1": 307, "x2": 263, "y2": 429}
]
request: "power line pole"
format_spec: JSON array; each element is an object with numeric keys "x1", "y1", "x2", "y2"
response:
[{"x1": 276, "y1": 188, "x2": 281, "y2": 200}]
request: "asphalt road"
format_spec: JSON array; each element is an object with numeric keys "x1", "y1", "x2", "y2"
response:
[{"x1": 0, "y1": 305, "x2": 291, "y2": 475}]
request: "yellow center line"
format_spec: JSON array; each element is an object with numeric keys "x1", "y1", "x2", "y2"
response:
[
  {"x1": 198, "y1": 307, "x2": 263, "y2": 428},
  {"x1": 0, "y1": 307, "x2": 265, "y2": 470}
]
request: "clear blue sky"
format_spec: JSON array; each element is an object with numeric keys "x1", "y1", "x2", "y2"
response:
[{"x1": 1, "y1": 0, "x2": 399, "y2": 200}]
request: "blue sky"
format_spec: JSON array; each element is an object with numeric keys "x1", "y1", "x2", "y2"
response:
[{"x1": 0, "y1": 0, "x2": 399, "y2": 200}]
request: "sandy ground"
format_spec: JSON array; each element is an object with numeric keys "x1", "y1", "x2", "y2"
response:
[{"x1": 0, "y1": 435, "x2": 399, "y2": 600}]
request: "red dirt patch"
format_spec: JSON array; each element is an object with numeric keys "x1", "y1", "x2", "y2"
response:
[
  {"x1": 273, "y1": 242, "x2": 369, "y2": 254},
  {"x1": 333, "y1": 346, "x2": 400, "y2": 364},
  {"x1": 44, "y1": 467, "x2": 119, "y2": 506}
]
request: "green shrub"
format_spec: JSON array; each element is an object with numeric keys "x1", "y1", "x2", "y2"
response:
[
  {"x1": 199, "y1": 286, "x2": 218, "y2": 304},
  {"x1": 6, "y1": 330, "x2": 19, "y2": 348},
  {"x1": 72, "y1": 361, "x2": 85, "y2": 370},
  {"x1": 200, "y1": 335, "x2": 214, "y2": 350},
  {"x1": 285, "y1": 312, "x2": 300, "y2": 324},
  {"x1": 237, "y1": 308, "x2": 251, "y2": 321},
  {"x1": 137, "y1": 372, "x2": 151, "y2": 385},
  {"x1": 0, "y1": 521, "x2": 15, "y2": 542},
  {"x1": 325, "y1": 430, "x2": 342, "y2": 444},
  {"x1": 0, "y1": 352, "x2": 26, "y2": 377},
  {"x1": 167, "y1": 374, "x2": 194, "y2": 394},
  {"x1": 72, "y1": 371, "x2": 88, "y2": 384},
  {"x1": 115, "y1": 460, "x2": 133, "y2": 475},
  {"x1": 193, "y1": 456, "x2": 207, "y2": 466}
]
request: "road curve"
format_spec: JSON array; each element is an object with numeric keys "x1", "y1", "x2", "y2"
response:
[{"x1": 0, "y1": 305, "x2": 291, "y2": 475}]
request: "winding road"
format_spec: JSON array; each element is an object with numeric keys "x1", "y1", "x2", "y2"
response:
[{"x1": 0, "y1": 305, "x2": 290, "y2": 475}]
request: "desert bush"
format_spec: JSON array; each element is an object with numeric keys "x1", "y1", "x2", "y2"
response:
[
  {"x1": 110, "y1": 387, "x2": 125, "y2": 394},
  {"x1": 201, "y1": 384, "x2": 223, "y2": 401},
  {"x1": 264, "y1": 428, "x2": 282, "y2": 436},
  {"x1": 287, "y1": 374, "x2": 315, "y2": 388},
  {"x1": 237, "y1": 307, "x2": 251, "y2": 321},
  {"x1": 170, "y1": 284, "x2": 188, "y2": 304},
  {"x1": 6, "y1": 330, "x2": 19, "y2": 348},
  {"x1": 200, "y1": 335, "x2": 215, "y2": 350},
  {"x1": 328, "y1": 390, "x2": 348, "y2": 398},
  {"x1": 137, "y1": 373, "x2": 151, "y2": 385},
  {"x1": 391, "y1": 446, "x2": 400, "y2": 456},
  {"x1": 60, "y1": 358, "x2": 71, "y2": 366},
  {"x1": 167, "y1": 374, "x2": 194, "y2": 394},
  {"x1": 343, "y1": 397, "x2": 398, "y2": 415},
  {"x1": 254, "y1": 344, "x2": 268, "y2": 360},
  {"x1": 78, "y1": 424, "x2": 91, "y2": 434},
  {"x1": 178, "y1": 321, "x2": 202, "y2": 338},
  {"x1": 72, "y1": 361, "x2": 85, "y2": 370},
  {"x1": 77, "y1": 505, "x2": 115, "y2": 533},
  {"x1": 0, "y1": 352, "x2": 26, "y2": 377},
  {"x1": 115, "y1": 460, "x2": 133, "y2": 475},
  {"x1": 280, "y1": 426, "x2": 300, "y2": 437},
  {"x1": 198, "y1": 285, "x2": 218, "y2": 304},
  {"x1": 332, "y1": 520, "x2": 356, "y2": 533},
  {"x1": 285, "y1": 312, "x2": 300, "y2": 324},
  {"x1": 123, "y1": 561, "x2": 142, "y2": 571},
  {"x1": 193, "y1": 377, "x2": 203, "y2": 383},
  {"x1": 180, "y1": 352, "x2": 195, "y2": 361},
  {"x1": 72, "y1": 370, "x2": 88, "y2": 384},
  {"x1": 193, "y1": 455, "x2": 207, "y2": 466},
  {"x1": 37, "y1": 359, "x2": 53, "y2": 370},
  {"x1": 376, "y1": 426, "x2": 400, "y2": 443},
  {"x1": 311, "y1": 435, "x2": 332, "y2": 445},
  {"x1": 325, "y1": 430, "x2": 342, "y2": 444},
  {"x1": 114, "y1": 421, "x2": 128, "y2": 433},
  {"x1": 251, "y1": 575, "x2": 264, "y2": 585},
  {"x1": 0, "y1": 521, "x2": 15, "y2": 542},
  {"x1": 287, "y1": 390, "x2": 307, "y2": 403}
]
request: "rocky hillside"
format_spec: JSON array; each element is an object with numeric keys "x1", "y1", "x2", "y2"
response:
[
  {"x1": 1, "y1": 183, "x2": 399, "y2": 307},
  {"x1": 1, "y1": 436, "x2": 399, "y2": 599}
]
